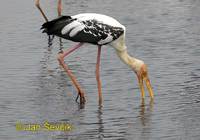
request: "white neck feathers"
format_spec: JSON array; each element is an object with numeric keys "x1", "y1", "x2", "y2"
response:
[{"x1": 116, "y1": 50, "x2": 144, "y2": 73}]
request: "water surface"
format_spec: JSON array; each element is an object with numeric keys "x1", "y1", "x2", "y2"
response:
[{"x1": 0, "y1": 0, "x2": 200, "y2": 139}]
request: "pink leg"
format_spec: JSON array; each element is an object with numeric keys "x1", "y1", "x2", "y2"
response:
[
  {"x1": 96, "y1": 46, "x2": 102, "y2": 104},
  {"x1": 35, "y1": 0, "x2": 48, "y2": 22},
  {"x1": 57, "y1": 43, "x2": 85, "y2": 103},
  {"x1": 57, "y1": 0, "x2": 62, "y2": 16},
  {"x1": 57, "y1": 0, "x2": 63, "y2": 50}
]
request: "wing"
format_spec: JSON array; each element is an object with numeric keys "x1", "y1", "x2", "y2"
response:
[
  {"x1": 61, "y1": 19, "x2": 124, "y2": 45},
  {"x1": 42, "y1": 15, "x2": 125, "y2": 45}
]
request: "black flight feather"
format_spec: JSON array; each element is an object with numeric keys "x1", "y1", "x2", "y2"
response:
[{"x1": 41, "y1": 16, "x2": 72, "y2": 35}]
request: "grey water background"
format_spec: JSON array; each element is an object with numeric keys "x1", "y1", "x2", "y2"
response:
[{"x1": 0, "y1": 0, "x2": 200, "y2": 139}]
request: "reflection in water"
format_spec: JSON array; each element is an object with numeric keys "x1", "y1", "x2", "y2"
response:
[
  {"x1": 97, "y1": 105, "x2": 104, "y2": 139},
  {"x1": 47, "y1": 35, "x2": 63, "y2": 52},
  {"x1": 1, "y1": 0, "x2": 200, "y2": 139},
  {"x1": 59, "y1": 38, "x2": 63, "y2": 52},
  {"x1": 138, "y1": 99, "x2": 154, "y2": 140},
  {"x1": 76, "y1": 102, "x2": 85, "y2": 110},
  {"x1": 48, "y1": 35, "x2": 54, "y2": 48},
  {"x1": 139, "y1": 99, "x2": 154, "y2": 126}
]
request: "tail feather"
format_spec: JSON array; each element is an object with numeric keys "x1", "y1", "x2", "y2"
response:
[{"x1": 41, "y1": 16, "x2": 72, "y2": 35}]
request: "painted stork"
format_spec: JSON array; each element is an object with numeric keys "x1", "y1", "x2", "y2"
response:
[{"x1": 35, "y1": 0, "x2": 154, "y2": 104}]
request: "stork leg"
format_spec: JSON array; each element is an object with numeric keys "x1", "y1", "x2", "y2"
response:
[
  {"x1": 57, "y1": 43, "x2": 86, "y2": 104},
  {"x1": 57, "y1": 0, "x2": 62, "y2": 16},
  {"x1": 35, "y1": 0, "x2": 55, "y2": 47},
  {"x1": 96, "y1": 46, "x2": 103, "y2": 104},
  {"x1": 35, "y1": 0, "x2": 48, "y2": 22},
  {"x1": 57, "y1": 0, "x2": 63, "y2": 51}
]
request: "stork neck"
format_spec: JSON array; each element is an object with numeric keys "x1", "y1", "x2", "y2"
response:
[{"x1": 116, "y1": 49, "x2": 144, "y2": 73}]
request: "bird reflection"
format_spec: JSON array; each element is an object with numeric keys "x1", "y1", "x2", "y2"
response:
[
  {"x1": 59, "y1": 37, "x2": 63, "y2": 52},
  {"x1": 139, "y1": 98, "x2": 154, "y2": 126},
  {"x1": 77, "y1": 101, "x2": 85, "y2": 109},
  {"x1": 48, "y1": 35, "x2": 54, "y2": 48},
  {"x1": 97, "y1": 104, "x2": 104, "y2": 139},
  {"x1": 47, "y1": 35, "x2": 63, "y2": 52}
]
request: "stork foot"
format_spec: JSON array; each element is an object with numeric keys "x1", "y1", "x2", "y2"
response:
[
  {"x1": 75, "y1": 91, "x2": 86, "y2": 104},
  {"x1": 80, "y1": 96, "x2": 86, "y2": 104}
]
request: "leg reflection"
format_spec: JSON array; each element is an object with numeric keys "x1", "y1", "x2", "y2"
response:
[
  {"x1": 48, "y1": 35, "x2": 54, "y2": 48},
  {"x1": 59, "y1": 37, "x2": 63, "y2": 53},
  {"x1": 97, "y1": 104, "x2": 104, "y2": 139},
  {"x1": 139, "y1": 98, "x2": 154, "y2": 126}
]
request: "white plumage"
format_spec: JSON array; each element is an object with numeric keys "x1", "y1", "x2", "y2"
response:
[
  {"x1": 61, "y1": 20, "x2": 84, "y2": 35},
  {"x1": 71, "y1": 13, "x2": 125, "y2": 29}
]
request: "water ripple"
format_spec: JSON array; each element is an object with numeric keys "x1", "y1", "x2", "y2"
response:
[{"x1": 1, "y1": 0, "x2": 200, "y2": 140}]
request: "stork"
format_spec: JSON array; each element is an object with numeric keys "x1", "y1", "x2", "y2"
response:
[{"x1": 35, "y1": 0, "x2": 154, "y2": 104}]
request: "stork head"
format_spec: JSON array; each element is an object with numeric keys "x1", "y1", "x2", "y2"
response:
[
  {"x1": 131, "y1": 60, "x2": 154, "y2": 99},
  {"x1": 116, "y1": 49, "x2": 154, "y2": 99}
]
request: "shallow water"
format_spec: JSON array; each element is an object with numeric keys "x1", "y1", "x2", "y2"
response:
[{"x1": 0, "y1": 0, "x2": 200, "y2": 139}]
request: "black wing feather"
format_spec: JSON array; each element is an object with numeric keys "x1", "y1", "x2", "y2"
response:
[
  {"x1": 69, "y1": 19, "x2": 124, "y2": 45},
  {"x1": 41, "y1": 16, "x2": 72, "y2": 35},
  {"x1": 41, "y1": 16, "x2": 124, "y2": 45}
]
